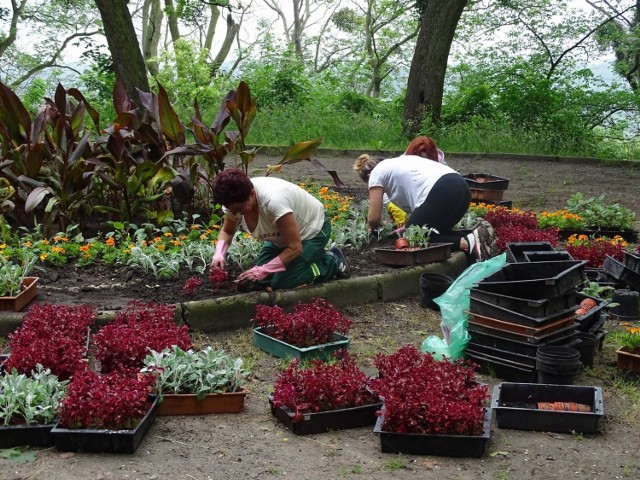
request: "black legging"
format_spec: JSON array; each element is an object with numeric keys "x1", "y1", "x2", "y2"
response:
[{"x1": 406, "y1": 173, "x2": 471, "y2": 251}]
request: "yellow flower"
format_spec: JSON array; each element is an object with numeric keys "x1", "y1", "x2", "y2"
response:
[
  {"x1": 157, "y1": 244, "x2": 166, "y2": 251},
  {"x1": 40, "y1": 239, "x2": 50, "y2": 245},
  {"x1": 51, "y1": 246, "x2": 65, "y2": 254},
  {"x1": 122, "y1": 249, "x2": 131, "y2": 254},
  {"x1": 0, "y1": 244, "x2": 6, "y2": 249},
  {"x1": 53, "y1": 236, "x2": 62, "y2": 243},
  {"x1": 23, "y1": 241, "x2": 32, "y2": 247},
  {"x1": 39, "y1": 253, "x2": 47, "y2": 261},
  {"x1": 164, "y1": 232, "x2": 173, "y2": 237},
  {"x1": 153, "y1": 236, "x2": 162, "y2": 243},
  {"x1": 200, "y1": 234, "x2": 208, "y2": 240}
]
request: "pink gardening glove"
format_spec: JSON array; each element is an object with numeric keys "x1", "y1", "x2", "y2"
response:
[
  {"x1": 211, "y1": 240, "x2": 229, "y2": 270},
  {"x1": 237, "y1": 256, "x2": 286, "y2": 283},
  {"x1": 391, "y1": 226, "x2": 406, "y2": 237}
]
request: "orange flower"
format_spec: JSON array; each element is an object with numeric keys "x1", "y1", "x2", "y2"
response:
[{"x1": 105, "y1": 237, "x2": 115, "y2": 247}]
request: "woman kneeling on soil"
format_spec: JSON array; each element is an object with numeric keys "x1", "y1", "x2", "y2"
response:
[
  {"x1": 353, "y1": 154, "x2": 495, "y2": 261},
  {"x1": 210, "y1": 168, "x2": 350, "y2": 290}
]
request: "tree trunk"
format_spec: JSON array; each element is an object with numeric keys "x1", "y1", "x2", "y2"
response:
[
  {"x1": 95, "y1": 0, "x2": 150, "y2": 105},
  {"x1": 141, "y1": 0, "x2": 163, "y2": 77},
  {"x1": 164, "y1": 0, "x2": 182, "y2": 44},
  {"x1": 210, "y1": 14, "x2": 239, "y2": 77},
  {"x1": 403, "y1": 0, "x2": 467, "y2": 137}
]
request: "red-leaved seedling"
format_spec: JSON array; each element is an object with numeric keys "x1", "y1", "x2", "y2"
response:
[
  {"x1": 371, "y1": 345, "x2": 488, "y2": 436},
  {"x1": 209, "y1": 267, "x2": 228, "y2": 291},
  {"x1": 92, "y1": 301, "x2": 192, "y2": 373},
  {"x1": 252, "y1": 298, "x2": 352, "y2": 347},
  {"x1": 271, "y1": 351, "x2": 378, "y2": 421},
  {"x1": 4, "y1": 303, "x2": 95, "y2": 380}
]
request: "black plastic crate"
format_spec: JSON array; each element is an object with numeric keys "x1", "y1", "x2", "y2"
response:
[
  {"x1": 463, "y1": 173, "x2": 510, "y2": 190},
  {"x1": 575, "y1": 293, "x2": 608, "y2": 332},
  {"x1": 466, "y1": 341, "x2": 537, "y2": 368},
  {"x1": 474, "y1": 260, "x2": 587, "y2": 299},
  {"x1": 465, "y1": 350, "x2": 537, "y2": 383},
  {"x1": 491, "y1": 382, "x2": 604, "y2": 433},
  {"x1": 468, "y1": 329, "x2": 576, "y2": 358},
  {"x1": 469, "y1": 296, "x2": 578, "y2": 327},
  {"x1": 468, "y1": 321, "x2": 577, "y2": 345},
  {"x1": 506, "y1": 242, "x2": 555, "y2": 263},
  {"x1": 623, "y1": 251, "x2": 640, "y2": 273},
  {"x1": 524, "y1": 251, "x2": 574, "y2": 262},
  {"x1": 469, "y1": 288, "x2": 578, "y2": 319},
  {"x1": 602, "y1": 255, "x2": 640, "y2": 291}
]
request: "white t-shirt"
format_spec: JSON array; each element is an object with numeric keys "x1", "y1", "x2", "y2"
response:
[
  {"x1": 368, "y1": 155, "x2": 458, "y2": 213},
  {"x1": 225, "y1": 177, "x2": 325, "y2": 247}
]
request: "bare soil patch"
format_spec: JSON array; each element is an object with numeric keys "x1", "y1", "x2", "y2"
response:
[{"x1": 2, "y1": 154, "x2": 640, "y2": 479}]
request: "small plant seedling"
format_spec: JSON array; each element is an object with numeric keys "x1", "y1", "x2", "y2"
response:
[{"x1": 384, "y1": 458, "x2": 407, "y2": 470}]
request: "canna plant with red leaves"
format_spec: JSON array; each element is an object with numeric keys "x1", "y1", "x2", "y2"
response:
[
  {"x1": 371, "y1": 345, "x2": 488, "y2": 436},
  {"x1": 57, "y1": 370, "x2": 156, "y2": 430},
  {"x1": 252, "y1": 298, "x2": 352, "y2": 347},
  {"x1": 4, "y1": 303, "x2": 95, "y2": 380},
  {"x1": 271, "y1": 351, "x2": 379, "y2": 421},
  {"x1": 92, "y1": 301, "x2": 191, "y2": 373}
]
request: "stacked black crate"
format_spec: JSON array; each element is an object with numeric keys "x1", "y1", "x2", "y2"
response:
[
  {"x1": 463, "y1": 173, "x2": 512, "y2": 209},
  {"x1": 466, "y1": 260, "x2": 588, "y2": 382}
]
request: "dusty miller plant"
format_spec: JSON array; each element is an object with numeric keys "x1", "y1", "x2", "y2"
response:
[
  {"x1": 0, "y1": 365, "x2": 69, "y2": 426},
  {"x1": 0, "y1": 252, "x2": 37, "y2": 296},
  {"x1": 141, "y1": 346, "x2": 249, "y2": 399},
  {"x1": 402, "y1": 225, "x2": 438, "y2": 248},
  {"x1": 226, "y1": 232, "x2": 262, "y2": 269}
]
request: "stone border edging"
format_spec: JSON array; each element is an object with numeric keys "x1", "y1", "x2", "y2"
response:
[{"x1": 0, "y1": 253, "x2": 469, "y2": 336}]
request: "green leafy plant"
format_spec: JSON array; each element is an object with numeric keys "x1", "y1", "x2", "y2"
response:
[
  {"x1": 619, "y1": 323, "x2": 640, "y2": 351},
  {"x1": 402, "y1": 225, "x2": 437, "y2": 247},
  {"x1": 0, "y1": 252, "x2": 37, "y2": 297},
  {"x1": 141, "y1": 346, "x2": 249, "y2": 399},
  {"x1": 579, "y1": 281, "x2": 616, "y2": 301},
  {"x1": 0, "y1": 365, "x2": 69, "y2": 426},
  {"x1": 566, "y1": 193, "x2": 636, "y2": 230}
]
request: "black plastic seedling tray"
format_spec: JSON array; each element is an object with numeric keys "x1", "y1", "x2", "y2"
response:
[
  {"x1": 467, "y1": 321, "x2": 577, "y2": 344},
  {"x1": 575, "y1": 293, "x2": 608, "y2": 332},
  {"x1": 491, "y1": 382, "x2": 604, "y2": 433},
  {"x1": 623, "y1": 251, "x2": 640, "y2": 273},
  {"x1": 524, "y1": 251, "x2": 574, "y2": 262},
  {"x1": 603, "y1": 255, "x2": 640, "y2": 290},
  {"x1": 474, "y1": 260, "x2": 588, "y2": 299},
  {"x1": 469, "y1": 296, "x2": 578, "y2": 327},
  {"x1": 465, "y1": 350, "x2": 537, "y2": 383},
  {"x1": 466, "y1": 341, "x2": 537, "y2": 368},
  {"x1": 463, "y1": 173, "x2": 510, "y2": 190},
  {"x1": 506, "y1": 242, "x2": 555, "y2": 263},
  {"x1": 468, "y1": 328, "x2": 577, "y2": 358},
  {"x1": 469, "y1": 288, "x2": 578, "y2": 319}
]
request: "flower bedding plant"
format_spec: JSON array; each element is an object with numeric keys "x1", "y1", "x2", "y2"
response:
[
  {"x1": 0, "y1": 366, "x2": 68, "y2": 427},
  {"x1": 4, "y1": 304, "x2": 95, "y2": 380},
  {"x1": 371, "y1": 345, "x2": 488, "y2": 436},
  {"x1": 57, "y1": 370, "x2": 156, "y2": 430},
  {"x1": 537, "y1": 209, "x2": 586, "y2": 230},
  {"x1": 93, "y1": 301, "x2": 192, "y2": 373},
  {"x1": 271, "y1": 352, "x2": 379, "y2": 420},
  {"x1": 141, "y1": 346, "x2": 249, "y2": 399},
  {"x1": 0, "y1": 253, "x2": 37, "y2": 297},
  {"x1": 252, "y1": 298, "x2": 353, "y2": 348},
  {"x1": 401, "y1": 225, "x2": 438, "y2": 248},
  {"x1": 564, "y1": 234, "x2": 627, "y2": 268},
  {"x1": 618, "y1": 323, "x2": 640, "y2": 352}
]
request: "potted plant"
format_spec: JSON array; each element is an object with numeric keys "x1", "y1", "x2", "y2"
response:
[
  {"x1": 269, "y1": 352, "x2": 381, "y2": 435},
  {"x1": 141, "y1": 345, "x2": 250, "y2": 415},
  {"x1": 0, "y1": 253, "x2": 38, "y2": 311},
  {"x1": 51, "y1": 370, "x2": 158, "y2": 453},
  {"x1": 0, "y1": 365, "x2": 68, "y2": 448},
  {"x1": 252, "y1": 298, "x2": 352, "y2": 361},
  {"x1": 92, "y1": 301, "x2": 191, "y2": 373},
  {"x1": 374, "y1": 225, "x2": 453, "y2": 267},
  {"x1": 616, "y1": 323, "x2": 640, "y2": 374},
  {"x1": 371, "y1": 345, "x2": 491, "y2": 458},
  {"x1": 3, "y1": 303, "x2": 95, "y2": 380}
]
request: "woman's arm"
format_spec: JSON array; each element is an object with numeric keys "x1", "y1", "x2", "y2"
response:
[
  {"x1": 211, "y1": 215, "x2": 240, "y2": 269},
  {"x1": 368, "y1": 186, "x2": 384, "y2": 230}
]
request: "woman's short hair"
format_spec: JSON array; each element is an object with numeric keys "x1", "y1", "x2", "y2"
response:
[
  {"x1": 405, "y1": 136, "x2": 438, "y2": 161},
  {"x1": 212, "y1": 168, "x2": 253, "y2": 206},
  {"x1": 353, "y1": 154, "x2": 384, "y2": 182}
]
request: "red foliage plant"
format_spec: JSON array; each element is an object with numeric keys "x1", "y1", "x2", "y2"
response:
[
  {"x1": 183, "y1": 276, "x2": 203, "y2": 297},
  {"x1": 565, "y1": 236, "x2": 626, "y2": 268},
  {"x1": 484, "y1": 207, "x2": 538, "y2": 230},
  {"x1": 209, "y1": 266, "x2": 228, "y2": 291},
  {"x1": 4, "y1": 304, "x2": 95, "y2": 380},
  {"x1": 371, "y1": 345, "x2": 488, "y2": 436},
  {"x1": 271, "y1": 351, "x2": 379, "y2": 420},
  {"x1": 58, "y1": 370, "x2": 156, "y2": 430},
  {"x1": 494, "y1": 225, "x2": 559, "y2": 253},
  {"x1": 252, "y1": 298, "x2": 352, "y2": 347},
  {"x1": 92, "y1": 301, "x2": 192, "y2": 373}
]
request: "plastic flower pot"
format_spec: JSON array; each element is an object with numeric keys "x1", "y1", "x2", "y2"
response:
[
  {"x1": 252, "y1": 327, "x2": 350, "y2": 361},
  {"x1": 374, "y1": 242, "x2": 453, "y2": 267}
]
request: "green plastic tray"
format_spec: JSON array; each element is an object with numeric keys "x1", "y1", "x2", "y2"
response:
[{"x1": 252, "y1": 328, "x2": 350, "y2": 361}]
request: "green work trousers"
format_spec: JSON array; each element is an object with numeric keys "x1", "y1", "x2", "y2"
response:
[{"x1": 256, "y1": 217, "x2": 337, "y2": 290}]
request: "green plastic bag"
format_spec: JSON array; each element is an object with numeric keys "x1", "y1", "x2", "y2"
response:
[{"x1": 421, "y1": 253, "x2": 507, "y2": 360}]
